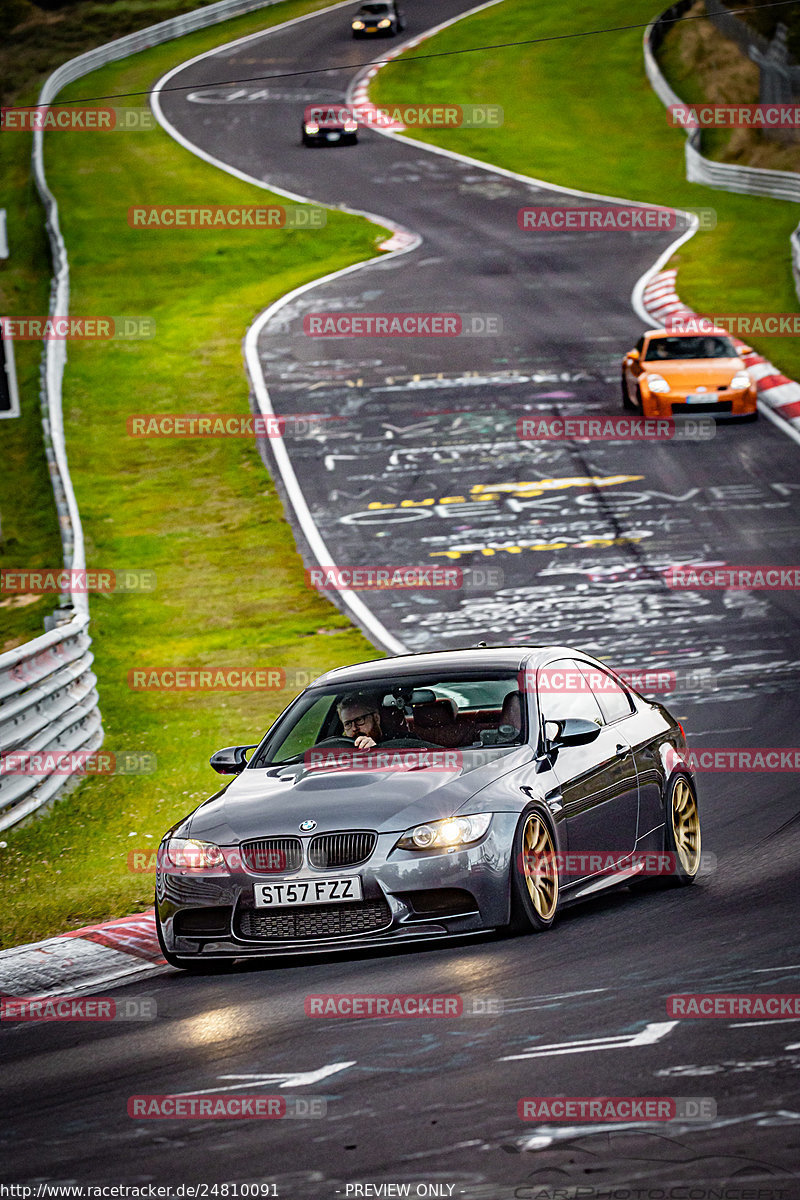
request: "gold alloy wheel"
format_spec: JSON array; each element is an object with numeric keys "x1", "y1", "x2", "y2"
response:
[
  {"x1": 672, "y1": 778, "x2": 701, "y2": 875},
  {"x1": 522, "y1": 813, "x2": 559, "y2": 920}
]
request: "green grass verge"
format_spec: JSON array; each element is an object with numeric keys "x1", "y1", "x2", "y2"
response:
[
  {"x1": 371, "y1": 0, "x2": 800, "y2": 379},
  {"x1": 0, "y1": 0, "x2": 384, "y2": 949}
]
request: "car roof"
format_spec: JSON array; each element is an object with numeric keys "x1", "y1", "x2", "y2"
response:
[{"x1": 310, "y1": 645, "x2": 603, "y2": 688}]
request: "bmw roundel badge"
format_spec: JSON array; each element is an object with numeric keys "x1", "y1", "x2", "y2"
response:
[{"x1": 299, "y1": 819, "x2": 317, "y2": 832}]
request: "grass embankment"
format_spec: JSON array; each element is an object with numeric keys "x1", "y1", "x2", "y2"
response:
[
  {"x1": 0, "y1": 0, "x2": 384, "y2": 948},
  {"x1": 371, "y1": 0, "x2": 800, "y2": 379}
]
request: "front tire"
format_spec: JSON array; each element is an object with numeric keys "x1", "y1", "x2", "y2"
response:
[
  {"x1": 666, "y1": 774, "x2": 701, "y2": 886},
  {"x1": 621, "y1": 373, "x2": 635, "y2": 411},
  {"x1": 508, "y1": 809, "x2": 560, "y2": 932}
]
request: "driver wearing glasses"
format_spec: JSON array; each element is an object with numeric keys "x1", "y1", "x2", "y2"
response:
[{"x1": 336, "y1": 693, "x2": 384, "y2": 751}]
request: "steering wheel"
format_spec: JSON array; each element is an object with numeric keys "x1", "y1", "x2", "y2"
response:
[{"x1": 379, "y1": 737, "x2": 429, "y2": 748}]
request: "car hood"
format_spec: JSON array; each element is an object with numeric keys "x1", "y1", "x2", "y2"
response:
[
  {"x1": 185, "y1": 746, "x2": 531, "y2": 843},
  {"x1": 642, "y1": 357, "x2": 745, "y2": 386}
]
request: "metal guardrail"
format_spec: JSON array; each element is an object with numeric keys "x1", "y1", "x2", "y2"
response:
[
  {"x1": 0, "y1": 0, "x2": 285, "y2": 832},
  {"x1": 644, "y1": 2, "x2": 800, "y2": 300},
  {"x1": 0, "y1": 616, "x2": 102, "y2": 833}
]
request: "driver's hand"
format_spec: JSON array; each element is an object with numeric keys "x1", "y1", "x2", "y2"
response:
[{"x1": 354, "y1": 735, "x2": 377, "y2": 750}]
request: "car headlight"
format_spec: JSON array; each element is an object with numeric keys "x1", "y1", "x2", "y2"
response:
[
  {"x1": 352, "y1": 20, "x2": 365, "y2": 28},
  {"x1": 731, "y1": 371, "x2": 751, "y2": 390},
  {"x1": 646, "y1": 373, "x2": 670, "y2": 394},
  {"x1": 164, "y1": 838, "x2": 227, "y2": 871},
  {"x1": 343, "y1": 119, "x2": 358, "y2": 132},
  {"x1": 396, "y1": 813, "x2": 492, "y2": 851},
  {"x1": 377, "y1": 17, "x2": 391, "y2": 26},
  {"x1": 304, "y1": 122, "x2": 319, "y2": 134}
]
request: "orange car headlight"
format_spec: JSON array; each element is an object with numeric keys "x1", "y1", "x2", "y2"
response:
[{"x1": 646, "y1": 373, "x2": 670, "y2": 394}]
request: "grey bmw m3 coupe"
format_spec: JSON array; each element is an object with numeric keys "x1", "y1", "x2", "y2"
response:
[{"x1": 155, "y1": 646, "x2": 700, "y2": 970}]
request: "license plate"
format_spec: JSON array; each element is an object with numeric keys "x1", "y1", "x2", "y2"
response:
[
  {"x1": 326, "y1": 132, "x2": 341, "y2": 141},
  {"x1": 366, "y1": 25, "x2": 377, "y2": 31},
  {"x1": 254, "y1": 877, "x2": 363, "y2": 907},
  {"x1": 686, "y1": 392, "x2": 718, "y2": 404}
]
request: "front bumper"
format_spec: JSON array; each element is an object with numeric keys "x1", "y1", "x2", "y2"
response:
[
  {"x1": 156, "y1": 818, "x2": 517, "y2": 959},
  {"x1": 642, "y1": 384, "x2": 758, "y2": 419},
  {"x1": 302, "y1": 129, "x2": 357, "y2": 145}
]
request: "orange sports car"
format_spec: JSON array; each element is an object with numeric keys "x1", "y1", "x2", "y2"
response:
[{"x1": 621, "y1": 329, "x2": 757, "y2": 420}]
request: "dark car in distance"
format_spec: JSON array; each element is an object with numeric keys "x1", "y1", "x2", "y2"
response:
[
  {"x1": 351, "y1": 1, "x2": 405, "y2": 36},
  {"x1": 301, "y1": 104, "x2": 359, "y2": 146},
  {"x1": 155, "y1": 645, "x2": 701, "y2": 970}
]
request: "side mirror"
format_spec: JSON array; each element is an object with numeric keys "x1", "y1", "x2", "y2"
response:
[
  {"x1": 209, "y1": 745, "x2": 257, "y2": 775},
  {"x1": 545, "y1": 719, "x2": 601, "y2": 748},
  {"x1": 627, "y1": 349, "x2": 640, "y2": 361}
]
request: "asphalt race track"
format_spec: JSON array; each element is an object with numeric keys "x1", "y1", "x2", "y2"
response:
[{"x1": 3, "y1": 1, "x2": 800, "y2": 1193}]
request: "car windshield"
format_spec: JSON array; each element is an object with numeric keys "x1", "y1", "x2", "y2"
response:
[
  {"x1": 644, "y1": 335, "x2": 738, "y2": 361},
  {"x1": 358, "y1": 4, "x2": 390, "y2": 12},
  {"x1": 251, "y1": 672, "x2": 526, "y2": 766}
]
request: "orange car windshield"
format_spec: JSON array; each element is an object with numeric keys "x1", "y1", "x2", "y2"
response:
[{"x1": 644, "y1": 336, "x2": 737, "y2": 361}]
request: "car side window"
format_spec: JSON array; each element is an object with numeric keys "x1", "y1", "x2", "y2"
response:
[
  {"x1": 267, "y1": 695, "x2": 337, "y2": 762},
  {"x1": 635, "y1": 335, "x2": 645, "y2": 353},
  {"x1": 574, "y1": 662, "x2": 634, "y2": 724},
  {"x1": 537, "y1": 659, "x2": 605, "y2": 728}
]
